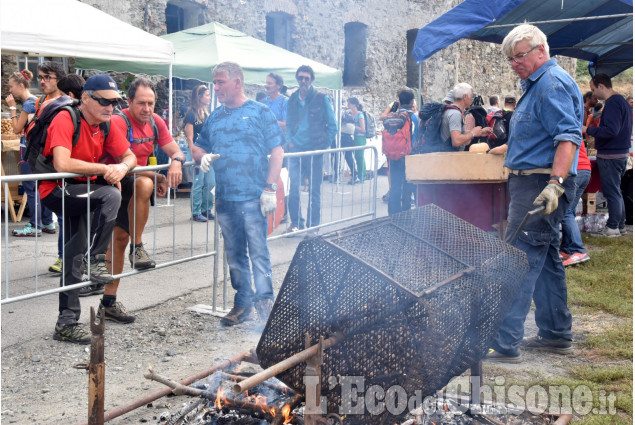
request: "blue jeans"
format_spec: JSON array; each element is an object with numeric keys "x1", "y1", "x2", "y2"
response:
[
  {"x1": 560, "y1": 170, "x2": 591, "y2": 255},
  {"x1": 388, "y1": 158, "x2": 414, "y2": 215},
  {"x1": 21, "y1": 161, "x2": 54, "y2": 227},
  {"x1": 597, "y1": 157, "x2": 628, "y2": 230},
  {"x1": 190, "y1": 167, "x2": 215, "y2": 216},
  {"x1": 492, "y1": 173, "x2": 575, "y2": 356},
  {"x1": 288, "y1": 149, "x2": 323, "y2": 228},
  {"x1": 216, "y1": 199, "x2": 274, "y2": 308}
]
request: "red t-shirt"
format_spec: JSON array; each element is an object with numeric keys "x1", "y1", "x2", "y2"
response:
[
  {"x1": 108, "y1": 109, "x2": 173, "y2": 166},
  {"x1": 39, "y1": 110, "x2": 129, "y2": 199},
  {"x1": 578, "y1": 139, "x2": 591, "y2": 171}
]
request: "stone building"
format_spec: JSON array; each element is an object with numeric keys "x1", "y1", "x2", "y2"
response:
[{"x1": 2, "y1": 0, "x2": 575, "y2": 118}]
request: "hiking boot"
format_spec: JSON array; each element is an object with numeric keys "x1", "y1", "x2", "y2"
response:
[
  {"x1": 255, "y1": 299, "x2": 274, "y2": 323},
  {"x1": 129, "y1": 244, "x2": 156, "y2": 270},
  {"x1": 41, "y1": 222, "x2": 57, "y2": 234},
  {"x1": 99, "y1": 301, "x2": 136, "y2": 324},
  {"x1": 619, "y1": 227, "x2": 627, "y2": 235},
  {"x1": 484, "y1": 348, "x2": 521, "y2": 364},
  {"x1": 220, "y1": 306, "x2": 256, "y2": 326},
  {"x1": 49, "y1": 258, "x2": 63, "y2": 273},
  {"x1": 591, "y1": 226, "x2": 620, "y2": 238},
  {"x1": 12, "y1": 223, "x2": 41, "y2": 237},
  {"x1": 53, "y1": 324, "x2": 90, "y2": 344},
  {"x1": 78, "y1": 283, "x2": 105, "y2": 297},
  {"x1": 204, "y1": 210, "x2": 215, "y2": 220},
  {"x1": 562, "y1": 252, "x2": 590, "y2": 267},
  {"x1": 521, "y1": 336, "x2": 573, "y2": 354},
  {"x1": 192, "y1": 214, "x2": 207, "y2": 222},
  {"x1": 86, "y1": 254, "x2": 114, "y2": 284}
]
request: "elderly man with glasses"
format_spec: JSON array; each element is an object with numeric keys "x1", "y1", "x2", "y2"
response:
[
  {"x1": 39, "y1": 73, "x2": 137, "y2": 344},
  {"x1": 485, "y1": 24, "x2": 583, "y2": 363},
  {"x1": 285, "y1": 65, "x2": 337, "y2": 234}
]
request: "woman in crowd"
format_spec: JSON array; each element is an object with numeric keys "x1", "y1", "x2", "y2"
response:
[
  {"x1": 185, "y1": 84, "x2": 215, "y2": 222},
  {"x1": 347, "y1": 97, "x2": 366, "y2": 183},
  {"x1": 5, "y1": 70, "x2": 57, "y2": 238}
]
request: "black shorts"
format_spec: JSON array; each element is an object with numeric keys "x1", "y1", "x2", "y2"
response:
[{"x1": 113, "y1": 175, "x2": 155, "y2": 235}]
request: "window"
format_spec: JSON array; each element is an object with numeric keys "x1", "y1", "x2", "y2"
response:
[
  {"x1": 343, "y1": 22, "x2": 368, "y2": 87},
  {"x1": 166, "y1": 3, "x2": 185, "y2": 33},
  {"x1": 165, "y1": 1, "x2": 203, "y2": 34},
  {"x1": 406, "y1": 29, "x2": 419, "y2": 88},
  {"x1": 266, "y1": 12, "x2": 293, "y2": 51}
]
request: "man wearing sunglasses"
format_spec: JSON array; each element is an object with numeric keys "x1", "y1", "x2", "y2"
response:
[
  {"x1": 39, "y1": 73, "x2": 137, "y2": 344},
  {"x1": 485, "y1": 25, "x2": 583, "y2": 363},
  {"x1": 285, "y1": 65, "x2": 337, "y2": 234}
]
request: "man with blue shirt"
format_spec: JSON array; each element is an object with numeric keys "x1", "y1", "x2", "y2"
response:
[
  {"x1": 584, "y1": 73, "x2": 633, "y2": 237},
  {"x1": 485, "y1": 24, "x2": 583, "y2": 363},
  {"x1": 192, "y1": 62, "x2": 284, "y2": 326},
  {"x1": 285, "y1": 65, "x2": 338, "y2": 233}
]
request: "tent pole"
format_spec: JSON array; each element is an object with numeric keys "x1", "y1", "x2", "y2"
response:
[
  {"x1": 485, "y1": 12, "x2": 633, "y2": 29},
  {"x1": 166, "y1": 64, "x2": 174, "y2": 206}
]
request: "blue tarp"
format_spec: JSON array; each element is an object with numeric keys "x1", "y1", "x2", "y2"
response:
[{"x1": 413, "y1": 0, "x2": 633, "y2": 77}]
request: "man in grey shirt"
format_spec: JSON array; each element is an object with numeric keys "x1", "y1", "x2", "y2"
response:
[{"x1": 439, "y1": 82, "x2": 492, "y2": 151}]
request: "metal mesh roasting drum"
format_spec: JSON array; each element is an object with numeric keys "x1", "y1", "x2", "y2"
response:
[{"x1": 257, "y1": 205, "x2": 529, "y2": 423}]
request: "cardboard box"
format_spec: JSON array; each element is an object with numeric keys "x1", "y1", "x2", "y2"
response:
[
  {"x1": 405, "y1": 152, "x2": 508, "y2": 183},
  {"x1": 582, "y1": 192, "x2": 596, "y2": 214}
]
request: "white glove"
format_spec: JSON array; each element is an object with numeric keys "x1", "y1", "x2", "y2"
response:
[
  {"x1": 200, "y1": 153, "x2": 220, "y2": 173},
  {"x1": 260, "y1": 190, "x2": 277, "y2": 217},
  {"x1": 533, "y1": 182, "x2": 565, "y2": 214}
]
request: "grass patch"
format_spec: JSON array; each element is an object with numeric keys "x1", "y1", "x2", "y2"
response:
[
  {"x1": 566, "y1": 234, "x2": 633, "y2": 317},
  {"x1": 579, "y1": 321, "x2": 633, "y2": 360}
]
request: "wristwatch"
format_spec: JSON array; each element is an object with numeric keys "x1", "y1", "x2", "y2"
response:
[
  {"x1": 265, "y1": 183, "x2": 278, "y2": 191},
  {"x1": 173, "y1": 157, "x2": 186, "y2": 165},
  {"x1": 549, "y1": 176, "x2": 564, "y2": 185}
]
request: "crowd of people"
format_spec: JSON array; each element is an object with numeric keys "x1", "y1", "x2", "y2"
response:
[{"x1": 4, "y1": 23, "x2": 631, "y2": 349}]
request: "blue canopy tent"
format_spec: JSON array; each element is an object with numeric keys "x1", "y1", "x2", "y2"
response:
[{"x1": 413, "y1": 0, "x2": 633, "y2": 78}]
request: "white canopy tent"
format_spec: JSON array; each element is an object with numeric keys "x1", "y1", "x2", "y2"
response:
[{"x1": 1, "y1": 0, "x2": 175, "y2": 123}]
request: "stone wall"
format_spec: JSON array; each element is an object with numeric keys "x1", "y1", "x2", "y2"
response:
[{"x1": 2, "y1": 0, "x2": 577, "y2": 120}]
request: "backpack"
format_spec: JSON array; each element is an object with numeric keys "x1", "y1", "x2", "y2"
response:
[
  {"x1": 486, "y1": 109, "x2": 511, "y2": 147},
  {"x1": 113, "y1": 109, "x2": 158, "y2": 145},
  {"x1": 381, "y1": 110, "x2": 412, "y2": 160},
  {"x1": 415, "y1": 102, "x2": 461, "y2": 154},
  {"x1": 464, "y1": 104, "x2": 488, "y2": 147},
  {"x1": 363, "y1": 111, "x2": 377, "y2": 138}
]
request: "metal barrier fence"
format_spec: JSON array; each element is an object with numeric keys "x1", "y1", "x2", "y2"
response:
[{"x1": 0, "y1": 145, "x2": 379, "y2": 307}]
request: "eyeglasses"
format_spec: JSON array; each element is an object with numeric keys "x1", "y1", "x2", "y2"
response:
[
  {"x1": 37, "y1": 75, "x2": 56, "y2": 82},
  {"x1": 89, "y1": 94, "x2": 119, "y2": 107},
  {"x1": 506, "y1": 45, "x2": 539, "y2": 64},
  {"x1": 297, "y1": 76, "x2": 311, "y2": 82}
]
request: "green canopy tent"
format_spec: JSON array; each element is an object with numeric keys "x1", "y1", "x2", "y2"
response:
[{"x1": 76, "y1": 22, "x2": 342, "y2": 90}]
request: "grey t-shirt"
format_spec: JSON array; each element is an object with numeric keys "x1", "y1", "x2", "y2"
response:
[{"x1": 440, "y1": 106, "x2": 464, "y2": 143}]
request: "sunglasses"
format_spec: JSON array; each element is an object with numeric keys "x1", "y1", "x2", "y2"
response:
[
  {"x1": 90, "y1": 94, "x2": 119, "y2": 107},
  {"x1": 37, "y1": 75, "x2": 56, "y2": 82}
]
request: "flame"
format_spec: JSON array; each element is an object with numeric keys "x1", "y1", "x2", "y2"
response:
[
  {"x1": 214, "y1": 386, "x2": 227, "y2": 410},
  {"x1": 282, "y1": 404, "x2": 294, "y2": 424}
]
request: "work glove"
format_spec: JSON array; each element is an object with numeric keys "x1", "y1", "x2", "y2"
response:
[
  {"x1": 260, "y1": 190, "x2": 277, "y2": 217},
  {"x1": 200, "y1": 153, "x2": 220, "y2": 173},
  {"x1": 533, "y1": 183, "x2": 565, "y2": 214}
]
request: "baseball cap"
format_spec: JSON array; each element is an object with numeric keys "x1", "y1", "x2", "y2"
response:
[
  {"x1": 83, "y1": 74, "x2": 122, "y2": 100},
  {"x1": 443, "y1": 90, "x2": 454, "y2": 103}
]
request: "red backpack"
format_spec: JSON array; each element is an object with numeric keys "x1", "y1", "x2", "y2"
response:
[{"x1": 381, "y1": 110, "x2": 412, "y2": 160}]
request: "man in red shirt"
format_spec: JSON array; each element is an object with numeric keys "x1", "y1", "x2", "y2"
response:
[
  {"x1": 89, "y1": 77, "x2": 184, "y2": 324},
  {"x1": 40, "y1": 73, "x2": 137, "y2": 344}
]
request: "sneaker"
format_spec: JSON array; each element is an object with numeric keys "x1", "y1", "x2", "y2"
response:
[
  {"x1": 559, "y1": 251, "x2": 570, "y2": 261},
  {"x1": 49, "y1": 258, "x2": 63, "y2": 273},
  {"x1": 41, "y1": 222, "x2": 57, "y2": 234},
  {"x1": 220, "y1": 306, "x2": 256, "y2": 326},
  {"x1": 521, "y1": 336, "x2": 573, "y2": 354},
  {"x1": 619, "y1": 227, "x2": 627, "y2": 235},
  {"x1": 53, "y1": 324, "x2": 90, "y2": 344},
  {"x1": 192, "y1": 214, "x2": 207, "y2": 222},
  {"x1": 129, "y1": 244, "x2": 156, "y2": 270},
  {"x1": 99, "y1": 301, "x2": 136, "y2": 324},
  {"x1": 484, "y1": 348, "x2": 521, "y2": 364},
  {"x1": 285, "y1": 226, "x2": 300, "y2": 234},
  {"x1": 204, "y1": 210, "x2": 215, "y2": 220},
  {"x1": 12, "y1": 223, "x2": 41, "y2": 237},
  {"x1": 87, "y1": 254, "x2": 114, "y2": 284},
  {"x1": 591, "y1": 226, "x2": 621, "y2": 237},
  {"x1": 255, "y1": 299, "x2": 274, "y2": 323},
  {"x1": 562, "y1": 252, "x2": 590, "y2": 267},
  {"x1": 79, "y1": 283, "x2": 105, "y2": 297}
]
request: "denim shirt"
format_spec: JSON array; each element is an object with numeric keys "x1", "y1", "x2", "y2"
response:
[{"x1": 505, "y1": 59, "x2": 583, "y2": 175}]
